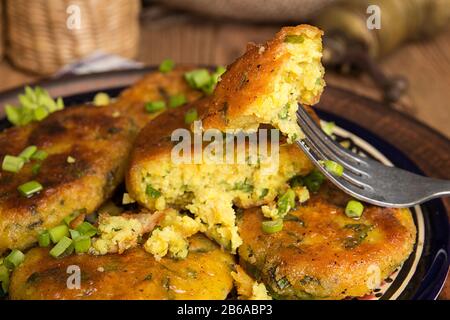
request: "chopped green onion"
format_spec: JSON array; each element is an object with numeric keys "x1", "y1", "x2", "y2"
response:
[
  {"x1": 31, "y1": 150, "x2": 48, "y2": 161},
  {"x1": 63, "y1": 210, "x2": 82, "y2": 226},
  {"x1": 31, "y1": 163, "x2": 41, "y2": 175},
  {"x1": 146, "y1": 185, "x2": 161, "y2": 198},
  {"x1": 303, "y1": 170, "x2": 325, "y2": 193},
  {"x1": 345, "y1": 200, "x2": 365, "y2": 219},
  {"x1": 69, "y1": 229, "x2": 81, "y2": 239},
  {"x1": 38, "y1": 231, "x2": 51, "y2": 247},
  {"x1": 67, "y1": 156, "x2": 76, "y2": 164},
  {"x1": 2, "y1": 155, "x2": 24, "y2": 173},
  {"x1": 323, "y1": 160, "x2": 344, "y2": 177},
  {"x1": 73, "y1": 235, "x2": 91, "y2": 254},
  {"x1": 49, "y1": 225, "x2": 69, "y2": 243},
  {"x1": 184, "y1": 69, "x2": 211, "y2": 89},
  {"x1": 34, "y1": 106, "x2": 49, "y2": 121},
  {"x1": 159, "y1": 59, "x2": 175, "y2": 73},
  {"x1": 5, "y1": 87, "x2": 65, "y2": 126},
  {"x1": 145, "y1": 100, "x2": 166, "y2": 113},
  {"x1": 17, "y1": 181, "x2": 43, "y2": 197},
  {"x1": 18, "y1": 146, "x2": 37, "y2": 161},
  {"x1": 184, "y1": 108, "x2": 198, "y2": 124},
  {"x1": 4, "y1": 250, "x2": 25, "y2": 269},
  {"x1": 321, "y1": 121, "x2": 335, "y2": 136},
  {"x1": 93, "y1": 92, "x2": 110, "y2": 107},
  {"x1": 5, "y1": 104, "x2": 21, "y2": 126},
  {"x1": 169, "y1": 94, "x2": 187, "y2": 108},
  {"x1": 262, "y1": 219, "x2": 283, "y2": 234},
  {"x1": 76, "y1": 222, "x2": 98, "y2": 237},
  {"x1": 0, "y1": 265, "x2": 10, "y2": 293},
  {"x1": 284, "y1": 34, "x2": 305, "y2": 43},
  {"x1": 277, "y1": 189, "x2": 296, "y2": 216},
  {"x1": 49, "y1": 237, "x2": 73, "y2": 258}
]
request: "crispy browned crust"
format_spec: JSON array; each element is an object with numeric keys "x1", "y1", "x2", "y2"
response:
[
  {"x1": 9, "y1": 235, "x2": 235, "y2": 300},
  {"x1": 200, "y1": 25, "x2": 323, "y2": 132},
  {"x1": 238, "y1": 184, "x2": 417, "y2": 300}
]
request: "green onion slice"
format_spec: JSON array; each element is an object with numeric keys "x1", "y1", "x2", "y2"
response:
[
  {"x1": 262, "y1": 219, "x2": 284, "y2": 234},
  {"x1": 184, "y1": 108, "x2": 198, "y2": 124},
  {"x1": 76, "y1": 222, "x2": 98, "y2": 237},
  {"x1": 49, "y1": 237, "x2": 73, "y2": 258},
  {"x1": 169, "y1": 94, "x2": 187, "y2": 108},
  {"x1": 17, "y1": 181, "x2": 43, "y2": 197},
  {"x1": 2, "y1": 155, "x2": 24, "y2": 173},
  {"x1": 38, "y1": 231, "x2": 51, "y2": 247},
  {"x1": 345, "y1": 200, "x2": 365, "y2": 219},
  {"x1": 159, "y1": 59, "x2": 175, "y2": 73},
  {"x1": 0, "y1": 265, "x2": 10, "y2": 293},
  {"x1": 277, "y1": 189, "x2": 296, "y2": 216},
  {"x1": 145, "y1": 100, "x2": 166, "y2": 113},
  {"x1": 49, "y1": 225, "x2": 69, "y2": 243},
  {"x1": 184, "y1": 69, "x2": 211, "y2": 89},
  {"x1": 4, "y1": 250, "x2": 25, "y2": 269},
  {"x1": 31, "y1": 150, "x2": 48, "y2": 161},
  {"x1": 18, "y1": 146, "x2": 37, "y2": 161},
  {"x1": 69, "y1": 229, "x2": 81, "y2": 239},
  {"x1": 323, "y1": 160, "x2": 344, "y2": 177},
  {"x1": 74, "y1": 235, "x2": 91, "y2": 254}
]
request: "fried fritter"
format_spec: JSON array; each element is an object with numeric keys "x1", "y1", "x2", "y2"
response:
[
  {"x1": 0, "y1": 105, "x2": 137, "y2": 254},
  {"x1": 237, "y1": 185, "x2": 416, "y2": 300},
  {"x1": 201, "y1": 25, "x2": 325, "y2": 141},
  {"x1": 126, "y1": 101, "x2": 314, "y2": 253},
  {"x1": 0, "y1": 68, "x2": 200, "y2": 254},
  {"x1": 9, "y1": 235, "x2": 234, "y2": 300}
]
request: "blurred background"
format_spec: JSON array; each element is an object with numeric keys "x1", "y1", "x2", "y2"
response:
[{"x1": 0, "y1": 0, "x2": 449, "y2": 137}]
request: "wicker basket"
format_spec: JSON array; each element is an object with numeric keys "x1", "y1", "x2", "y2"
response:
[{"x1": 5, "y1": 0, "x2": 141, "y2": 75}]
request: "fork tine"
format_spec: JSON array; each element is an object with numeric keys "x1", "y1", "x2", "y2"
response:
[
  {"x1": 296, "y1": 105, "x2": 368, "y2": 166},
  {"x1": 299, "y1": 134, "x2": 372, "y2": 189},
  {"x1": 296, "y1": 110, "x2": 367, "y2": 177},
  {"x1": 296, "y1": 139, "x2": 373, "y2": 197}
]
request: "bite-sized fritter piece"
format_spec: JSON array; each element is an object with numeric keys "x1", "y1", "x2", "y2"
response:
[
  {"x1": 201, "y1": 25, "x2": 325, "y2": 141},
  {"x1": 115, "y1": 66, "x2": 203, "y2": 129},
  {"x1": 9, "y1": 235, "x2": 234, "y2": 300},
  {"x1": 126, "y1": 102, "x2": 314, "y2": 252},
  {"x1": 0, "y1": 105, "x2": 137, "y2": 254},
  {"x1": 238, "y1": 185, "x2": 416, "y2": 300}
]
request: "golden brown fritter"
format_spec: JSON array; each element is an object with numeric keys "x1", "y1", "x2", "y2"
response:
[
  {"x1": 237, "y1": 184, "x2": 416, "y2": 300},
  {"x1": 0, "y1": 67, "x2": 201, "y2": 255},
  {"x1": 9, "y1": 235, "x2": 235, "y2": 300},
  {"x1": 126, "y1": 101, "x2": 314, "y2": 252},
  {"x1": 0, "y1": 105, "x2": 137, "y2": 254},
  {"x1": 200, "y1": 25, "x2": 325, "y2": 141}
]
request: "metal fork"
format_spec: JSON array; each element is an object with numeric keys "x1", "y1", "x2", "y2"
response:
[{"x1": 295, "y1": 104, "x2": 450, "y2": 208}]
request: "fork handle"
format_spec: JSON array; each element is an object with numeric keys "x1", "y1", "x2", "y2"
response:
[{"x1": 422, "y1": 178, "x2": 450, "y2": 200}]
